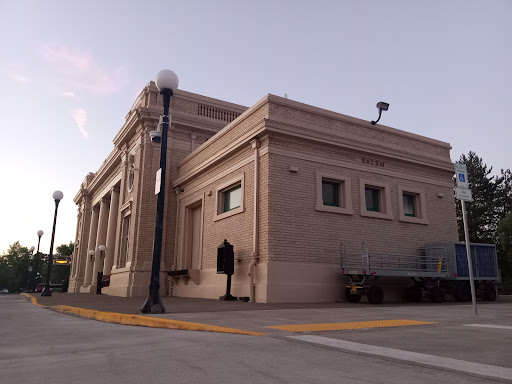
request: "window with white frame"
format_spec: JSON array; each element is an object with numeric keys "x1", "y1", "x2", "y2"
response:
[
  {"x1": 315, "y1": 170, "x2": 353, "y2": 215},
  {"x1": 398, "y1": 186, "x2": 428, "y2": 224},
  {"x1": 221, "y1": 184, "x2": 242, "y2": 212},
  {"x1": 403, "y1": 193, "x2": 416, "y2": 217},
  {"x1": 359, "y1": 178, "x2": 393, "y2": 220},
  {"x1": 214, "y1": 174, "x2": 245, "y2": 221},
  {"x1": 322, "y1": 179, "x2": 341, "y2": 207}
]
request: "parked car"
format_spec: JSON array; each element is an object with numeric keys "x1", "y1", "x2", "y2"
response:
[
  {"x1": 0, "y1": 288, "x2": 8, "y2": 294},
  {"x1": 35, "y1": 283, "x2": 46, "y2": 293}
]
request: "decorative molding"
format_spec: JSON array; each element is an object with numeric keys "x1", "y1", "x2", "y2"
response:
[
  {"x1": 176, "y1": 151, "x2": 257, "y2": 200},
  {"x1": 120, "y1": 198, "x2": 133, "y2": 212},
  {"x1": 268, "y1": 146, "x2": 454, "y2": 188}
]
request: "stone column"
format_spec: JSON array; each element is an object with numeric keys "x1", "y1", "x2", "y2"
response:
[
  {"x1": 103, "y1": 187, "x2": 120, "y2": 276},
  {"x1": 83, "y1": 206, "x2": 99, "y2": 286},
  {"x1": 92, "y1": 197, "x2": 110, "y2": 287}
]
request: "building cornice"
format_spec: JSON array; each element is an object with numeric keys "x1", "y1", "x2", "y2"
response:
[
  {"x1": 263, "y1": 119, "x2": 454, "y2": 173},
  {"x1": 177, "y1": 94, "x2": 270, "y2": 168},
  {"x1": 266, "y1": 94, "x2": 451, "y2": 150},
  {"x1": 85, "y1": 148, "x2": 122, "y2": 196}
]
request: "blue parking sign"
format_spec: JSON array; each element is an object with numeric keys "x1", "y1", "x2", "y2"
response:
[{"x1": 459, "y1": 174, "x2": 465, "y2": 182}]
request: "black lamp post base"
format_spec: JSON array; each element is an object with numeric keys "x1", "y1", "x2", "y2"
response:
[
  {"x1": 219, "y1": 294, "x2": 237, "y2": 301},
  {"x1": 141, "y1": 288, "x2": 165, "y2": 314}
]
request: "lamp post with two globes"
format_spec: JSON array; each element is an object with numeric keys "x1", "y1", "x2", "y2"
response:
[
  {"x1": 141, "y1": 69, "x2": 179, "y2": 314},
  {"x1": 41, "y1": 191, "x2": 64, "y2": 297}
]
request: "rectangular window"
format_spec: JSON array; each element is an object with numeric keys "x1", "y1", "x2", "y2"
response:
[
  {"x1": 365, "y1": 187, "x2": 380, "y2": 212},
  {"x1": 403, "y1": 194, "x2": 416, "y2": 217},
  {"x1": 222, "y1": 184, "x2": 241, "y2": 213},
  {"x1": 322, "y1": 180, "x2": 340, "y2": 207},
  {"x1": 315, "y1": 171, "x2": 353, "y2": 215},
  {"x1": 119, "y1": 215, "x2": 130, "y2": 268}
]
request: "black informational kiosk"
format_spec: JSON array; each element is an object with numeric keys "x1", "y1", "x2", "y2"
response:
[{"x1": 217, "y1": 239, "x2": 237, "y2": 301}]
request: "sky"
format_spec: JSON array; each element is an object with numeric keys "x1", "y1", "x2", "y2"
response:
[{"x1": 0, "y1": 0, "x2": 510, "y2": 254}]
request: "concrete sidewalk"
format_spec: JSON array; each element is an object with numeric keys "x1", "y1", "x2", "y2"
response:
[
  {"x1": 26, "y1": 292, "x2": 512, "y2": 337},
  {"x1": 33, "y1": 292, "x2": 349, "y2": 314}
]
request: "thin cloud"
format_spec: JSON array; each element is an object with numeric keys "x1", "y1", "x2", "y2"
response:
[
  {"x1": 10, "y1": 73, "x2": 31, "y2": 84},
  {"x1": 72, "y1": 109, "x2": 88, "y2": 139},
  {"x1": 61, "y1": 91, "x2": 75, "y2": 97},
  {"x1": 41, "y1": 43, "x2": 90, "y2": 72},
  {"x1": 41, "y1": 43, "x2": 127, "y2": 95}
]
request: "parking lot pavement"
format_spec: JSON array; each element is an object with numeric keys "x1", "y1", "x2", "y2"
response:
[
  {"x1": 5, "y1": 295, "x2": 509, "y2": 384},
  {"x1": 16, "y1": 294, "x2": 512, "y2": 381}
]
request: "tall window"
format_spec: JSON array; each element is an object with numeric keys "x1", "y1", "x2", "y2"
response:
[
  {"x1": 119, "y1": 215, "x2": 130, "y2": 268},
  {"x1": 365, "y1": 186, "x2": 380, "y2": 212},
  {"x1": 222, "y1": 184, "x2": 241, "y2": 213},
  {"x1": 322, "y1": 180, "x2": 340, "y2": 207},
  {"x1": 403, "y1": 194, "x2": 416, "y2": 217}
]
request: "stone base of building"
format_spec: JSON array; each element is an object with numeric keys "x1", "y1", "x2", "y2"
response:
[
  {"x1": 107, "y1": 268, "x2": 166, "y2": 297},
  {"x1": 79, "y1": 284, "x2": 94, "y2": 293},
  {"x1": 68, "y1": 278, "x2": 84, "y2": 293},
  {"x1": 170, "y1": 262, "x2": 349, "y2": 303}
]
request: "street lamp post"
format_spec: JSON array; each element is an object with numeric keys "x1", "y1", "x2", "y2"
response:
[
  {"x1": 141, "y1": 69, "x2": 179, "y2": 314},
  {"x1": 36, "y1": 230, "x2": 44, "y2": 253},
  {"x1": 26, "y1": 246, "x2": 35, "y2": 292},
  {"x1": 41, "y1": 191, "x2": 64, "y2": 297},
  {"x1": 96, "y1": 245, "x2": 105, "y2": 295}
]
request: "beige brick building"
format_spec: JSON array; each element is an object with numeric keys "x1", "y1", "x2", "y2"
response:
[{"x1": 68, "y1": 81, "x2": 458, "y2": 303}]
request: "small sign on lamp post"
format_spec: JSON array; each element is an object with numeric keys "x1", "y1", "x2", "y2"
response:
[{"x1": 155, "y1": 168, "x2": 161, "y2": 195}]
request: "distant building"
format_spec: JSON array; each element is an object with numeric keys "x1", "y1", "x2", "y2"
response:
[{"x1": 68, "y1": 82, "x2": 458, "y2": 302}]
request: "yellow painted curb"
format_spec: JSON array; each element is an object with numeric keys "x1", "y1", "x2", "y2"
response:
[
  {"x1": 21, "y1": 294, "x2": 266, "y2": 336},
  {"x1": 21, "y1": 292, "x2": 46, "y2": 307},
  {"x1": 268, "y1": 319, "x2": 435, "y2": 332}
]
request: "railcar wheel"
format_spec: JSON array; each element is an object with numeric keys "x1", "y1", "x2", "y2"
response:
[{"x1": 345, "y1": 288, "x2": 362, "y2": 303}]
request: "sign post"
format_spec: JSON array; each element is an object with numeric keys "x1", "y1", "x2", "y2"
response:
[{"x1": 454, "y1": 163, "x2": 477, "y2": 315}]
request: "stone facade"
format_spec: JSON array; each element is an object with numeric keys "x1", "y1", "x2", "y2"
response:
[{"x1": 69, "y1": 83, "x2": 458, "y2": 303}]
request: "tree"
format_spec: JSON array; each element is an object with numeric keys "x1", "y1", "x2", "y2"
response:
[
  {"x1": 497, "y1": 213, "x2": 512, "y2": 293},
  {"x1": 455, "y1": 152, "x2": 501, "y2": 243},
  {"x1": 496, "y1": 169, "x2": 512, "y2": 219},
  {"x1": 52, "y1": 242, "x2": 74, "y2": 284},
  {"x1": 0, "y1": 242, "x2": 31, "y2": 292},
  {"x1": 56, "y1": 242, "x2": 74, "y2": 257},
  {"x1": 0, "y1": 241, "x2": 74, "y2": 292}
]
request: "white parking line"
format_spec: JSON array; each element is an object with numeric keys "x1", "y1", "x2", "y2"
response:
[
  {"x1": 289, "y1": 335, "x2": 512, "y2": 381},
  {"x1": 463, "y1": 324, "x2": 512, "y2": 330}
]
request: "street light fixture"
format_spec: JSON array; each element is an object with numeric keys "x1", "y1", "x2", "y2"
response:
[
  {"x1": 37, "y1": 230, "x2": 44, "y2": 253},
  {"x1": 41, "y1": 190, "x2": 63, "y2": 297},
  {"x1": 141, "y1": 69, "x2": 179, "y2": 314},
  {"x1": 371, "y1": 101, "x2": 390, "y2": 125}
]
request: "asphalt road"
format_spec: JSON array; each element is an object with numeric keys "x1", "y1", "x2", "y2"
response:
[{"x1": 1, "y1": 295, "x2": 511, "y2": 384}]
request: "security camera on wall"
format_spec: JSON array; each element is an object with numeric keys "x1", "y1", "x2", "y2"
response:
[
  {"x1": 149, "y1": 130, "x2": 161, "y2": 143},
  {"x1": 150, "y1": 115, "x2": 165, "y2": 143}
]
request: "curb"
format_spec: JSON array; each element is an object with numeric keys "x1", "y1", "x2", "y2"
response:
[{"x1": 21, "y1": 293, "x2": 266, "y2": 336}]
